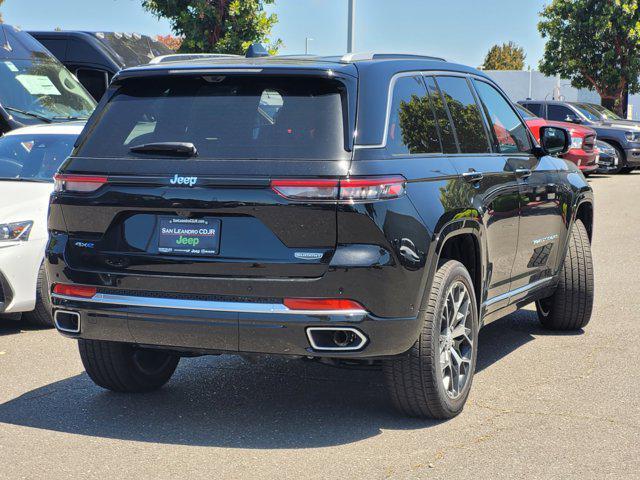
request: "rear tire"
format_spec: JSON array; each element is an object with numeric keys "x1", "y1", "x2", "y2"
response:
[
  {"x1": 536, "y1": 219, "x2": 594, "y2": 330},
  {"x1": 383, "y1": 260, "x2": 478, "y2": 419},
  {"x1": 22, "y1": 264, "x2": 53, "y2": 327},
  {"x1": 79, "y1": 339, "x2": 179, "y2": 392}
]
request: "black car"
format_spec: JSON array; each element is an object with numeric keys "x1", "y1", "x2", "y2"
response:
[
  {"x1": 47, "y1": 54, "x2": 595, "y2": 419},
  {"x1": 28, "y1": 31, "x2": 173, "y2": 101},
  {"x1": 519, "y1": 99, "x2": 640, "y2": 174}
]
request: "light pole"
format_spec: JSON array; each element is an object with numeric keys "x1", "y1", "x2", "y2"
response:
[
  {"x1": 305, "y1": 37, "x2": 314, "y2": 55},
  {"x1": 347, "y1": 0, "x2": 355, "y2": 53}
]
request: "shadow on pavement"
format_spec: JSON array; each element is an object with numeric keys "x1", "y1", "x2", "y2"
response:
[{"x1": 0, "y1": 309, "x2": 581, "y2": 448}]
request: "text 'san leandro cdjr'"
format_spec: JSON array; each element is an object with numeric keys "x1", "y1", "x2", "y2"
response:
[{"x1": 47, "y1": 53, "x2": 594, "y2": 419}]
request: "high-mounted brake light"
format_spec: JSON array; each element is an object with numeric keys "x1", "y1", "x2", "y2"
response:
[
  {"x1": 270, "y1": 176, "x2": 406, "y2": 202},
  {"x1": 283, "y1": 298, "x2": 366, "y2": 311},
  {"x1": 52, "y1": 284, "x2": 98, "y2": 298},
  {"x1": 54, "y1": 174, "x2": 108, "y2": 193}
]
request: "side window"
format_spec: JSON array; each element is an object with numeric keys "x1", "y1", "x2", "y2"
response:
[
  {"x1": 387, "y1": 76, "x2": 441, "y2": 155},
  {"x1": 76, "y1": 69, "x2": 108, "y2": 101},
  {"x1": 547, "y1": 105, "x2": 576, "y2": 122},
  {"x1": 424, "y1": 76, "x2": 458, "y2": 154},
  {"x1": 473, "y1": 80, "x2": 532, "y2": 153},
  {"x1": 435, "y1": 76, "x2": 490, "y2": 154},
  {"x1": 523, "y1": 102, "x2": 543, "y2": 117}
]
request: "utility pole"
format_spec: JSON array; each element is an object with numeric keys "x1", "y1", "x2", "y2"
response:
[
  {"x1": 347, "y1": 0, "x2": 355, "y2": 53},
  {"x1": 305, "y1": 37, "x2": 314, "y2": 55}
]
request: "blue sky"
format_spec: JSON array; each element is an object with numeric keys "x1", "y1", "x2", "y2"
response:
[{"x1": 1, "y1": 0, "x2": 548, "y2": 67}]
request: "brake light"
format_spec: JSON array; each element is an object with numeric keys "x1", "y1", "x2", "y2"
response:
[
  {"x1": 271, "y1": 176, "x2": 406, "y2": 202},
  {"x1": 283, "y1": 298, "x2": 365, "y2": 311},
  {"x1": 54, "y1": 174, "x2": 108, "y2": 193},
  {"x1": 52, "y1": 284, "x2": 97, "y2": 298}
]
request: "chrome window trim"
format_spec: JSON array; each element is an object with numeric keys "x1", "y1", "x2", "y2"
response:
[
  {"x1": 51, "y1": 292, "x2": 368, "y2": 316},
  {"x1": 354, "y1": 70, "x2": 498, "y2": 150},
  {"x1": 483, "y1": 277, "x2": 554, "y2": 308}
]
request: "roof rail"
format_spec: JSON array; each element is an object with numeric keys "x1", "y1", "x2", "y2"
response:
[{"x1": 340, "y1": 52, "x2": 446, "y2": 63}]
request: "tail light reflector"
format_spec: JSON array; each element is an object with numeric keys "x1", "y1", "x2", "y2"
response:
[
  {"x1": 54, "y1": 174, "x2": 108, "y2": 193},
  {"x1": 284, "y1": 298, "x2": 365, "y2": 311},
  {"x1": 271, "y1": 176, "x2": 406, "y2": 202},
  {"x1": 52, "y1": 284, "x2": 97, "y2": 298}
]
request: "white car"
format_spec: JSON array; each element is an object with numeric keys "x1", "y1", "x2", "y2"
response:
[{"x1": 0, "y1": 122, "x2": 84, "y2": 325}]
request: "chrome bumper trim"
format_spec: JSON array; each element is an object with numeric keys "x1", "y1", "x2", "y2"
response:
[{"x1": 51, "y1": 292, "x2": 367, "y2": 316}]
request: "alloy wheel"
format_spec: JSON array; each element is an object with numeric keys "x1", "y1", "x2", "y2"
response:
[{"x1": 439, "y1": 281, "x2": 475, "y2": 399}]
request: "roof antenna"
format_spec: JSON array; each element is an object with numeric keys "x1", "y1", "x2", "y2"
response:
[{"x1": 246, "y1": 43, "x2": 269, "y2": 58}]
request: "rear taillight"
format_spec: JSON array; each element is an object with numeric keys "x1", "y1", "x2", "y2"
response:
[
  {"x1": 271, "y1": 176, "x2": 406, "y2": 202},
  {"x1": 283, "y1": 298, "x2": 366, "y2": 311},
  {"x1": 271, "y1": 179, "x2": 339, "y2": 200},
  {"x1": 54, "y1": 174, "x2": 108, "y2": 193},
  {"x1": 52, "y1": 284, "x2": 97, "y2": 298}
]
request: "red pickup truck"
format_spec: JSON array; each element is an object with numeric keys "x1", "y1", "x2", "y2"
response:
[{"x1": 516, "y1": 104, "x2": 598, "y2": 175}]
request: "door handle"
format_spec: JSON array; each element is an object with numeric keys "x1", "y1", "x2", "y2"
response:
[
  {"x1": 462, "y1": 171, "x2": 484, "y2": 183},
  {"x1": 515, "y1": 168, "x2": 532, "y2": 179}
]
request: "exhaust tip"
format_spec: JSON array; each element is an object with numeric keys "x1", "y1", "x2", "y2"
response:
[
  {"x1": 306, "y1": 327, "x2": 368, "y2": 351},
  {"x1": 53, "y1": 310, "x2": 81, "y2": 334}
]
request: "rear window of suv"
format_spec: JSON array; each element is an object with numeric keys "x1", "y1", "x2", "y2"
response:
[{"x1": 77, "y1": 75, "x2": 350, "y2": 161}]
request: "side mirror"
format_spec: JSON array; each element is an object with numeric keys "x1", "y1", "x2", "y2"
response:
[{"x1": 539, "y1": 126, "x2": 570, "y2": 156}]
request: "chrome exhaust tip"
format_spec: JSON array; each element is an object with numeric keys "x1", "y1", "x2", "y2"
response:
[
  {"x1": 53, "y1": 310, "x2": 81, "y2": 334},
  {"x1": 306, "y1": 327, "x2": 368, "y2": 351}
]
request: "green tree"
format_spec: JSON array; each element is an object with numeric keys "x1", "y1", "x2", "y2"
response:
[
  {"x1": 142, "y1": 0, "x2": 281, "y2": 55},
  {"x1": 539, "y1": 0, "x2": 640, "y2": 115},
  {"x1": 482, "y1": 42, "x2": 526, "y2": 70}
]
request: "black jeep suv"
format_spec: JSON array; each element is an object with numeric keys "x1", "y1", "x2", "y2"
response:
[{"x1": 47, "y1": 53, "x2": 594, "y2": 419}]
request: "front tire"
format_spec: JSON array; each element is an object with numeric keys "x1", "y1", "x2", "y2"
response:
[
  {"x1": 536, "y1": 219, "x2": 594, "y2": 330},
  {"x1": 22, "y1": 264, "x2": 53, "y2": 327},
  {"x1": 383, "y1": 260, "x2": 478, "y2": 419},
  {"x1": 79, "y1": 339, "x2": 179, "y2": 392}
]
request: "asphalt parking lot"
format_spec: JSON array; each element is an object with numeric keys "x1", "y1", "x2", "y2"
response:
[{"x1": 1, "y1": 172, "x2": 639, "y2": 480}]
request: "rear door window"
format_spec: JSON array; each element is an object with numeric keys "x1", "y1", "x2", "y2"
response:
[
  {"x1": 77, "y1": 75, "x2": 350, "y2": 161},
  {"x1": 387, "y1": 76, "x2": 441, "y2": 155},
  {"x1": 435, "y1": 76, "x2": 490, "y2": 154},
  {"x1": 473, "y1": 80, "x2": 532, "y2": 153},
  {"x1": 424, "y1": 76, "x2": 458, "y2": 154}
]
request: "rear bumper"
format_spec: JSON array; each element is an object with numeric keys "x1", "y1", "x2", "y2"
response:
[{"x1": 50, "y1": 291, "x2": 422, "y2": 358}]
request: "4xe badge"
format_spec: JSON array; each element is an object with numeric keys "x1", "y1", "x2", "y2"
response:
[{"x1": 169, "y1": 174, "x2": 198, "y2": 187}]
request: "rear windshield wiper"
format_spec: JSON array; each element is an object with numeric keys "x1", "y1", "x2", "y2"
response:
[
  {"x1": 4, "y1": 106, "x2": 53, "y2": 123},
  {"x1": 129, "y1": 142, "x2": 198, "y2": 157}
]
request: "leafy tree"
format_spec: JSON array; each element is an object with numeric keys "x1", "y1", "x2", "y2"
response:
[
  {"x1": 142, "y1": 0, "x2": 282, "y2": 55},
  {"x1": 539, "y1": 0, "x2": 640, "y2": 115},
  {"x1": 156, "y1": 34, "x2": 183, "y2": 51},
  {"x1": 482, "y1": 42, "x2": 526, "y2": 70}
]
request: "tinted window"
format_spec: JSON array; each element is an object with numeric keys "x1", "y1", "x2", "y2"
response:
[
  {"x1": 387, "y1": 76, "x2": 441, "y2": 155},
  {"x1": 76, "y1": 69, "x2": 108, "y2": 101},
  {"x1": 0, "y1": 133, "x2": 77, "y2": 181},
  {"x1": 522, "y1": 102, "x2": 543, "y2": 116},
  {"x1": 571, "y1": 104, "x2": 601, "y2": 122},
  {"x1": 547, "y1": 104, "x2": 578, "y2": 122},
  {"x1": 424, "y1": 76, "x2": 458, "y2": 154},
  {"x1": 436, "y1": 76, "x2": 490, "y2": 153},
  {"x1": 474, "y1": 80, "x2": 531, "y2": 153},
  {"x1": 515, "y1": 104, "x2": 537, "y2": 120},
  {"x1": 77, "y1": 76, "x2": 349, "y2": 161}
]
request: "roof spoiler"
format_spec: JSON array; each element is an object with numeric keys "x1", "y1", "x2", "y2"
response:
[{"x1": 246, "y1": 43, "x2": 269, "y2": 58}]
